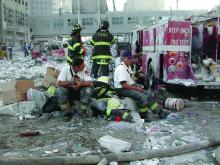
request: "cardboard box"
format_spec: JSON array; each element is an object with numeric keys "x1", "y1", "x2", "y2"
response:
[
  {"x1": 0, "y1": 80, "x2": 34, "y2": 105},
  {"x1": 16, "y1": 80, "x2": 34, "y2": 102},
  {"x1": 0, "y1": 81, "x2": 17, "y2": 104},
  {"x1": 43, "y1": 67, "x2": 60, "y2": 88}
]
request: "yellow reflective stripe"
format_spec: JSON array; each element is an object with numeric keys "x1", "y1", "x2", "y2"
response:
[
  {"x1": 90, "y1": 39, "x2": 94, "y2": 44},
  {"x1": 97, "y1": 76, "x2": 109, "y2": 84},
  {"x1": 92, "y1": 55, "x2": 112, "y2": 60},
  {"x1": 106, "y1": 108, "x2": 111, "y2": 116},
  {"x1": 68, "y1": 45, "x2": 74, "y2": 50},
  {"x1": 65, "y1": 53, "x2": 73, "y2": 63},
  {"x1": 139, "y1": 107, "x2": 150, "y2": 113},
  {"x1": 98, "y1": 88, "x2": 107, "y2": 97},
  {"x1": 79, "y1": 49, "x2": 83, "y2": 54},
  {"x1": 93, "y1": 42, "x2": 111, "y2": 46},
  {"x1": 97, "y1": 59, "x2": 109, "y2": 65},
  {"x1": 97, "y1": 62, "x2": 108, "y2": 65},
  {"x1": 73, "y1": 43, "x2": 81, "y2": 49},
  {"x1": 122, "y1": 112, "x2": 129, "y2": 120},
  {"x1": 150, "y1": 103, "x2": 159, "y2": 111},
  {"x1": 112, "y1": 37, "x2": 116, "y2": 43}
]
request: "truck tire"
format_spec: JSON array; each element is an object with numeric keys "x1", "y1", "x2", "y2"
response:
[{"x1": 146, "y1": 63, "x2": 156, "y2": 90}]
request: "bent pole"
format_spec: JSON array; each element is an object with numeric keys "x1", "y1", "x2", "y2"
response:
[{"x1": 0, "y1": 138, "x2": 220, "y2": 165}]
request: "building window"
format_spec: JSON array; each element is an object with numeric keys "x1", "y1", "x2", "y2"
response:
[
  {"x1": 128, "y1": 17, "x2": 139, "y2": 24},
  {"x1": 67, "y1": 19, "x2": 78, "y2": 26},
  {"x1": 40, "y1": 20, "x2": 50, "y2": 28},
  {"x1": 112, "y1": 17, "x2": 123, "y2": 25},
  {"x1": 143, "y1": 16, "x2": 151, "y2": 25},
  {"x1": 82, "y1": 18, "x2": 93, "y2": 26},
  {"x1": 53, "y1": 20, "x2": 64, "y2": 28}
]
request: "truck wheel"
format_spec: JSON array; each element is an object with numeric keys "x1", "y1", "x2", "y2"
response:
[{"x1": 146, "y1": 63, "x2": 156, "y2": 90}]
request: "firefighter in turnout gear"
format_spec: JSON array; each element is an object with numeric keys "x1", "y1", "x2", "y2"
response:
[
  {"x1": 67, "y1": 24, "x2": 85, "y2": 65},
  {"x1": 114, "y1": 50, "x2": 170, "y2": 122},
  {"x1": 90, "y1": 20, "x2": 116, "y2": 78}
]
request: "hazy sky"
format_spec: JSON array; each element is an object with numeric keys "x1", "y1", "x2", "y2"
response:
[{"x1": 106, "y1": 0, "x2": 220, "y2": 11}]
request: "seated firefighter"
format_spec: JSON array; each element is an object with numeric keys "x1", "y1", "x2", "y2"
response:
[
  {"x1": 114, "y1": 50, "x2": 169, "y2": 121},
  {"x1": 131, "y1": 54, "x2": 145, "y2": 85},
  {"x1": 56, "y1": 57, "x2": 93, "y2": 116}
]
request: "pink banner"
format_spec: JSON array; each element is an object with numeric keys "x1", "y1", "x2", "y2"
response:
[{"x1": 166, "y1": 21, "x2": 191, "y2": 46}]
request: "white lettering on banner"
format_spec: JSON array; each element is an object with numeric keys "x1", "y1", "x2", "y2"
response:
[
  {"x1": 169, "y1": 27, "x2": 179, "y2": 33},
  {"x1": 170, "y1": 39, "x2": 189, "y2": 45},
  {"x1": 168, "y1": 27, "x2": 190, "y2": 34}
]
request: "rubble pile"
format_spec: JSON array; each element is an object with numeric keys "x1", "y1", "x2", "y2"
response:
[{"x1": 0, "y1": 49, "x2": 220, "y2": 165}]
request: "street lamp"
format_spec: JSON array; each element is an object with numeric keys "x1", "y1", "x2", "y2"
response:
[
  {"x1": 77, "y1": 0, "x2": 80, "y2": 24},
  {"x1": 0, "y1": 0, "x2": 5, "y2": 43},
  {"x1": 97, "y1": 0, "x2": 100, "y2": 28}
]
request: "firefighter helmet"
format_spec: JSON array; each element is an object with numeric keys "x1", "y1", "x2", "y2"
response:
[
  {"x1": 72, "y1": 24, "x2": 81, "y2": 33},
  {"x1": 101, "y1": 20, "x2": 109, "y2": 30}
]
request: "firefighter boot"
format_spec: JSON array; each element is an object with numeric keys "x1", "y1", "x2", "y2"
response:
[
  {"x1": 79, "y1": 103, "x2": 89, "y2": 117},
  {"x1": 139, "y1": 106, "x2": 153, "y2": 123},
  {"x1": 157, "y1": 109, "x2": 170, "y2": 119},
  {"x1": 122, "y1": 111, "x2": 133, "y2": 122}
]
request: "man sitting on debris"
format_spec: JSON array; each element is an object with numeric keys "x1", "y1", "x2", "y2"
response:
[
  {"x1": 114, "y1": 50, "x2": 169, "y2": 121},
  {"x1": 56, "y1": 57, "x2": 93, "y2": 118}
]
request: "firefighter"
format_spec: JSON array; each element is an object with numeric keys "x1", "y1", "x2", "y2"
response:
[
  {"x1": 67, "y1": 24, "x2": 85, "y2": 65},
  {"x1": 56, "y1": 57, "x2": 93, "y2": 119},
  {"x1": 90, "y1": 20, "x2": 116, "y2": 78},
  {"x1": 90, "y1": 77, "x2": 133, "y2": 122},
  {"x1": 114, "y1": 50, "x2": 169, "y2": 121},
  {"x1": 131, "y1": 54, "x2": 145, "y2": 85}
]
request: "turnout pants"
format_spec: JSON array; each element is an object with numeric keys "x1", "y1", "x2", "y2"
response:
[
  {"x1": 91, "y1": 60, "x2": 109, "y2": 78},
  {"x1": 55, "y1": 87, "x2": 92, "y2": 113}
]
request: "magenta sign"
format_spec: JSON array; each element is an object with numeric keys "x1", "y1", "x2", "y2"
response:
[{"x1": 166, "y1": 21, "x2": 191, "y2": 46}]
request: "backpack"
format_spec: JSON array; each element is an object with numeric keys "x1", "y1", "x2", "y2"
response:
[{"x1": 42, "y1": 96, "x2": 61, "y2": 113}]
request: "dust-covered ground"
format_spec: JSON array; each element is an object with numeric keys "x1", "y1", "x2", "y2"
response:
[
  {"x1": 0, "y1": 101, "x2": 219, "y2": 164},
  {"x1": 0, "y1": 49, "x2": 220, "y2": 164}
]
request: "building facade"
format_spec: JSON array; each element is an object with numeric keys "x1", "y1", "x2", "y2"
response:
[
  {"x1": 30, "y1": 9, "x2": 207, "y2": 42},
  {"x1": 61, "y1": 0, "x2": 72, "y2": 13},
  {"x1": 29, "y1": 0, "x2": 60, "y2": 16},
  {"x1": 72, "y1": 0, "x2": 108, "y2": 14},
  {"x1": 124, "y1": 0, "x2": 165, "y2": 11},
  {"x1": 0, "y1": 0, "x2": 29, "y2": 45}
]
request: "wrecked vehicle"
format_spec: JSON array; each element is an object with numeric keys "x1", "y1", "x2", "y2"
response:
[{"x1": 46, "y1": 44, "x2": 65, "y2": 58}]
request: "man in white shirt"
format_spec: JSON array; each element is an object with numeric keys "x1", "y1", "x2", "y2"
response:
[
  {"x1": 114, "y1": 50, "x2": 168, "y2": 121},
  {"x1": 56, "y1": 57, "x2": 93, "y2": 116}
]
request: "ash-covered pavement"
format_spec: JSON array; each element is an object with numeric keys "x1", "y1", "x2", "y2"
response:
[{"x1": 0, "y1": 49, "x2": 220, "y2": 165}]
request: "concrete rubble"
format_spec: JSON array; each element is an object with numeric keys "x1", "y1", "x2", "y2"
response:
[
  {"x1": 98, "y1": 135, "x2": 131, "y2": 153},
  {"x1": 0, "y1": 49, "x2": 220, "y2": 165}
]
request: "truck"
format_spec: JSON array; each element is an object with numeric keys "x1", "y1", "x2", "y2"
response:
[{"x1": 131, "y1": 18, "x2": 220, "y2": 90}]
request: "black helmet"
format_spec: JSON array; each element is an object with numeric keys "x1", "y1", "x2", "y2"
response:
[
  {"x1": 101, "y1": 20, "x2": 109, "y2": 30},
  {"x1": 72, "y1": 24, "x2": 81, "y2": 33}
]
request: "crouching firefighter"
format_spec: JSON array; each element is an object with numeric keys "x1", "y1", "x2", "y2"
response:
[
  {"x1": 67, "y1": 24, "x2": 85, "y2": 65},
  {"x1": 90, "y1": 76, "x2": 133, "y2": 122},
  {"x1": 90, "y1": 20, "x2": 116, "y2": 78},
  {"x1": 114, "y1": 50, "x2": 170, "y2": 122},
  {"x1": 56, "y1": 57, "x2": 93, "y2": 117}
]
